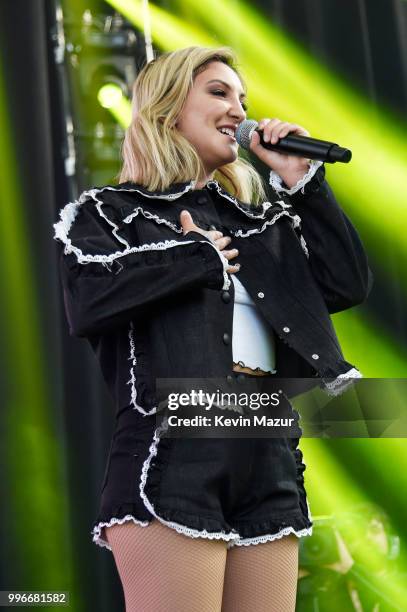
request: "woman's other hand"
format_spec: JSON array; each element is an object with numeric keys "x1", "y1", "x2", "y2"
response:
[
  {"x1": 180, "y1": 210, "x2": 240, "y2": 274},
  {"x1": 249, "y1": 117, "x2": 311, "y2": 188}
]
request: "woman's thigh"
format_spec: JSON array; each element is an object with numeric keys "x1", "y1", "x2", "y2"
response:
[
  {"x1": 221, "y1": 534, "x2": 299, "y2": 612},
  {"x1": 105, "y1": 519, "x2": 228, "y2": 612}
]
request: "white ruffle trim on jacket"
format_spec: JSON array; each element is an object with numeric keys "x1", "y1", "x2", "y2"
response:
[{"x1": 269, "y1": 160, "x2": 324, "y2": 195}]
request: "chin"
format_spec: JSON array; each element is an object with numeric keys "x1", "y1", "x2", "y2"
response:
[
  {"x1": 218, "y1": 150, "x2": 238, "y2": 167},
  {"x1": 204, "y1": 149, "x2": 238, "y2": 173}
]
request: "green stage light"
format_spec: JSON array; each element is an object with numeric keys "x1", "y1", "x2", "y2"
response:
[
  {"x1": 333, "y1": 309, "x2": 407, "y2": 377},
  {"x1": 98, "y1": 83, "x2": 123, "y2": 108},
  {"x1": 105, "y1": 0, "x2": 215, "y2": 47},
  {"x1": 301, "y1": 438, "x2": 367, "y2": 513},
  {"x1": 301, "y1": 438, "x2": 407, "y2": 607},
  {"x1": 98, "y1": 84, "x2": 132, "y2": 126},
  {"x1": 0, "y1": 56, "x2": 78, "y2": 594}
]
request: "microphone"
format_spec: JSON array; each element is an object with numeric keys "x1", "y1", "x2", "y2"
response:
[{"x1": 235, "y1": 119, "x2": 352, "y2": 164}]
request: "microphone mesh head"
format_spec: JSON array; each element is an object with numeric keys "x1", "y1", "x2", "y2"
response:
[{"x1": 235, "y1": 119, "x2": 258, "y2": 150}]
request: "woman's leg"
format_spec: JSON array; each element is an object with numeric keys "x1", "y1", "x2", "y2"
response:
[
  {"x1": 105, "y1": 519, "x2": 228, "y2": 612},
  {"x1": 221, "y1": 534, "x2": 299, "y2": 612}
]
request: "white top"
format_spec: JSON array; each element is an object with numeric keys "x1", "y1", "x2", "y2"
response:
[{"x1": 231, "y1": 275, "x2": 277, "y2": 373}]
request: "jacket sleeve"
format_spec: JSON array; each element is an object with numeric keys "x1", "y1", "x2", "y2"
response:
[
  {"x1": 283, "y1": 165, "x2": 374, "y2": 314},
  {"x1": 54, "y1": 199, "x2": 228, "y2": 337}
]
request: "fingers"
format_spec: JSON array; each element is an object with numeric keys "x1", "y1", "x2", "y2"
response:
[
  {"x1": 207, "y1": 230, "x2": 224, "y2": 242},
  {"x1": 180, "y1": 211, "x2": 224, "y2": 241},
  {"x1": 213, "y1": 236, "x2": 231, "y2": 250},
  {"x1": 211, "y1": 236, "x2": 240, "y2": 273},
  {"x1": 180, "y1": 210, "x2": 199, "y2": 235},
  {"x1": 212, "y1": 236, "x2": 240, "y2": 270},
  {"x1": 180, "y1": 210, "x2": 193, "y2": 224},
  {"x1": 257, "y1": 117, "x2": 274, "y2": 131},
  {"x1": 222, "y1": 248, "x2": 239, "y2": 261},
  {"x1": 227, "y1": 262, "x2": 241, "y2": 274},
  {"x1": 179, "y1": 215, "x2": 241, "y2": 275},
  {"x1": 258, "y1": 118, "x2": 310, "y2": 143},
  {"x1": 220, "y1": 242, "x2": 240, "y2": 274}
]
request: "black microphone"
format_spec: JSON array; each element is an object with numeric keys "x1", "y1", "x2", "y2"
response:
[{"x1": 235, "y1": 119, "x2": 352, "y2": 164}]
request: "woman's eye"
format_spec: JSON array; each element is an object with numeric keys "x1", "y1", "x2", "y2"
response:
[{"x1": 211, "y1": 90, "x2": 248, "y2": 111}]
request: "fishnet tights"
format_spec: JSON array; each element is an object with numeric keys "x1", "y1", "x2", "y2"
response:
[
  {"x1": 105, "y1": 519, "x2": 299, "y2": 612},
  {"x1": 222, "y1": 534, "x2": 299, "y2": 612}
]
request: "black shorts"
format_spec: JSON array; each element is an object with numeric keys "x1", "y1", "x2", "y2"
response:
[{"x1": 92, "y1": 372, "x2": 313, "y2": 550}]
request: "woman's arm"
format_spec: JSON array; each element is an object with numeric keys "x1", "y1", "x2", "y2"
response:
[
  {"x1": 287, "y1": 165, "x2": 374, "y2": 313},
  {"x1": 249, "y1": 117, "x2": 373, "y2": 313},
  {"x1": 55, "y1": 199, "x2": 228, "y2": 338}
]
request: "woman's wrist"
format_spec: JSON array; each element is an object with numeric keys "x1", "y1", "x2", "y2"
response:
[
  {"x1": 269, "y1": 159, "x2": 324, "y2": 195},
  {"x1": 278, "y1": 160, "x2": 311, "y2": 189}
]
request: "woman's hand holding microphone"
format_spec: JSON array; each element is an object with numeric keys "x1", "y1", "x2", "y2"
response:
[
  {"x1": 249, "y1": 118, "x2": 312, "y2": 188},
  {"x1": 180, "y1": 210, "x2": 240, "y2": 274}
]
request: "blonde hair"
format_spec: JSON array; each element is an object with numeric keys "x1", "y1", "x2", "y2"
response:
[{"x1": 119, "y1": 46, "x2": 266, "y2": 204}]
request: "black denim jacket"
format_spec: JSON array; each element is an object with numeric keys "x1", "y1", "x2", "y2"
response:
[{"x1": 53, "y1": 165, "x2": 373, "y2": 414}]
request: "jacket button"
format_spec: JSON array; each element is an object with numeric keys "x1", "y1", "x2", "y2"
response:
[
  {"x1": 223, "y1": 333, "x2": 230, "y2": 345},
  {"x1": 258, "y1": 292, "x2": 265, "y2": 299},
  {"x1": 209, "y1": 224, "x2": 218, "y2": 231},
  {"x1": 312, "y1": 354, "x2": 319, "y2": 360},
  {"x1": 197, "y1": 195, "x2": 207, "y2": 205},
  {"x1": 226, "y1": 375, "x2": 234, "y2": 383},
  {"x1": 221, "y1": 290, "x2": 231, "y2": 303},
  {"x1": 283, "y1": 327, "x2": 290, "y2": 333},
  {"x1": 237, "y1": 374, "x2": 246, "y2": 384}
]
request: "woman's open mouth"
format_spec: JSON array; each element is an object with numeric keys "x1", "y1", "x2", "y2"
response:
[{"x1": 216, "y1": 127, "x2": 237, "y2": 141}]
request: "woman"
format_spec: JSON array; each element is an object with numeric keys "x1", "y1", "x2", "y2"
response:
[{"x1": 54, "y1": 46, "x2": 372, "y2": 611}]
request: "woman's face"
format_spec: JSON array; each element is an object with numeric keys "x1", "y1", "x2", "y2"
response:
[{"x1": 176, "y1": 61, "x2": 247, "y2": 177}]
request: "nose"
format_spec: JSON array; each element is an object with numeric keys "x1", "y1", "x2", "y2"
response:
[{"x1": 228, "y1": 98, "x2": 246, "y2": 123}]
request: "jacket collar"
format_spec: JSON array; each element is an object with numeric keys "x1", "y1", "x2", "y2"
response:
[
  {"x1": 74, "y1": 180, "x2": 301, "y2": 245},
  {"x1": 84, "y1": 179, "x2": 290, "y2": 218},
  {"x1": 115, "y1": 180, "x2": 196, "y2": 200}
]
